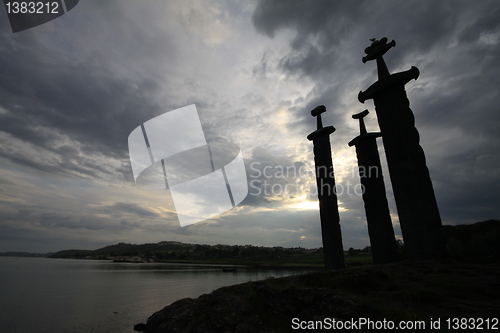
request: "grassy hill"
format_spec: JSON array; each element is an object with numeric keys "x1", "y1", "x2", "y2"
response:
[
  {"x1": 443, "y1": 219, "x2": 500, "y2": 264},
  {"x1": 49, "y1": 220, "x2": 500, "y2": 267}
]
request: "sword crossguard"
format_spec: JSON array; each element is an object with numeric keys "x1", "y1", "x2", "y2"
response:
[
  {"x1": 348, "y1": 110, "x2": 381, "y2": 147},
  {"x1": 311, "y1": 105, "x2": 326, "y2": 129},
  {"x1": 352, "y1": 109, "x2": 369, "y2": 135},
  {"x1": 352, "y1": 109, "x2": 369, "y2": 120}
]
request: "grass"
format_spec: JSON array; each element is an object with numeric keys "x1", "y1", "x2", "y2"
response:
[
  {"x1": 145, "y1": 260, "x2": 500, "y2": 332},
  {"x1": 238, "y1": 261, "x2": 499, "y2": 330}
]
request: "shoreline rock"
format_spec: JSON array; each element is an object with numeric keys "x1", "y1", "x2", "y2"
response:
[
  {"x1": 139, "y1": 261, "x2": 500, "y2": 333},
  {"x1": 133, "y1": 323, "x2": 146, "y2": 331}
]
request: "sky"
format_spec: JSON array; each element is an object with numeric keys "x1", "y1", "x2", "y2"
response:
[{"x1": 0, "y1": 0, "x2": 499, "y2": 253}]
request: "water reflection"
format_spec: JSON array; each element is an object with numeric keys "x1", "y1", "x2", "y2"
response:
[{"x1": 0, "y1": 257, "x2": 312, "y2": 333}]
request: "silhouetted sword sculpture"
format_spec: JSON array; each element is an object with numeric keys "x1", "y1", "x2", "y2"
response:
[
  {"x1": 359, "y1": 38, "x2": 448, "y2": 261},
  {"x1": 348, "y1": 109, "x2": 398, "y2": 264},
  {"x1": 307, "y1": 105, "x2": 345, "y2": 270}
]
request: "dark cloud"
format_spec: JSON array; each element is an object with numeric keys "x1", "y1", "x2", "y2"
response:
[
  {"x1": 0, "y1": 1, "x2": 180, "y2": 180},
  {"x1": 100, "y1": 202, "x2": 160, "y2": 218},
  {"x1": 0, "y1": 48, "x2": 160, "y2": 160},
  {"x1": 0, "y1": 0, "x2": 498, "y2": 253},
  {"x1": 252, "y1": 0, "x2": 500, "y2": 226}
]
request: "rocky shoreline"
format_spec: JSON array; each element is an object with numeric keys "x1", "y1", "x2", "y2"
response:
[{"x1": 135, "y1": 261, "x2": 500, "y2": 332}]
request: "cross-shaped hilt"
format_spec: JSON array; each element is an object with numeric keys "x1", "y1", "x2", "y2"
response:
[
  {"x1": 307, "y1": 105, "x2": 335, "y2": 141},
  {"x1": 348, "y1": 109, "x2": 381, "y2": 147},
  {"x1": 352, "y1": 109, "x2": 369, "y2": 135},
  {"x1": 362, "y1": 37, "x2": 395, "y2": 79},
  {"x1": 311, "y1": 105, "x2": 326, "y2": 130}
]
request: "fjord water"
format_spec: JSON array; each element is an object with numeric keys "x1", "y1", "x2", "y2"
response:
[{"x1": 0, "y1": 257, "x2": 305, "y2": 332}]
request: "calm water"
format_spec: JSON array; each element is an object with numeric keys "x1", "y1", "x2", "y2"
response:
[{"x1": 0, "y1": 257, "x2": 307, "y2": 332}]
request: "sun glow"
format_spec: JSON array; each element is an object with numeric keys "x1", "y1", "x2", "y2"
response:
[{"x1": 290, "y1": 195, "x2": 319, "y2": 210}]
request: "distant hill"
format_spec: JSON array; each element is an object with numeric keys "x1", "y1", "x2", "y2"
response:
[
  {"x1": 49, "y1": 241, "x2": 194, "y2": 259},
  {"x1": 48, "y1": 219, "x2": 500, "y2": 264},
  {"x1": 0, "y1": 252, "x2": 53, "y2": 258},
  {"x1": 93, "y1": 241, "x2": 189, "y2": 256},
  {"x1": 49, "y1": 249, "x2": 95, "y2": 259},
  {"x1": 443, "y1": 219, "x2": 500, "y2": 263},
  {"x1": 48, "y1": 241, "x2": 321, "y2": 265}
]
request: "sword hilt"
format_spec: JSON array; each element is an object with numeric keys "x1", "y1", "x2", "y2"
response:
[
  {"x1": 352, "y1": 109, "x2": 369, "y2": 135},
  {"x1": 311, "y1": 105, "x2": 326, "y2": 130}
]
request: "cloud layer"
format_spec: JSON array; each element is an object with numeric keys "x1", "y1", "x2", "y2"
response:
[{"x1": 0, "y1": 0, "x2": 498, "y2": 252}]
